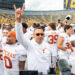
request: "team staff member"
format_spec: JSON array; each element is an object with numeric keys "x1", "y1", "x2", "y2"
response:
[{"x1": 15, "y1": 5, "x2": 51, "y2": 74}]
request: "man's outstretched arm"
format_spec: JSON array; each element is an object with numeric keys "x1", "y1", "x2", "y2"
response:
[{"x1": 14, "y1": 4, "x2": 31, "y2": 49}]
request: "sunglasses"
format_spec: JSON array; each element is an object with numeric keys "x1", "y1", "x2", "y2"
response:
[{"x1": 36, "y1": 33, "x2": 44, "y2": 36}]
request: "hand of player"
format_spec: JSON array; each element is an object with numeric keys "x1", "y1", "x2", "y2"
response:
[{"x1": 14, "y1": 4, "x2": 24, "y2": 23}]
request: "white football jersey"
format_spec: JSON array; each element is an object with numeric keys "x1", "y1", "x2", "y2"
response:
[
  {"x1": 60, "y1": 33, "x2": 71, "y2": 47},
  {"x1": 3, "y1": 43, "x2": 27, "y2": 72},
  {"x1": 58, "y1": 27, "x2": 64, "y2": 33},
  {"x1": 27, "y1": 26, "x2": 34, "y2": 32},
  {"x1": 44, "y1": 30, "x2": 60, "y2": 56},
  {"x1": 0, "y1": 42, "x2": 4, "y2": 75},
  {"x1": 69, "y1": 34, "x2": 75, "y2": 74},
  {"x1": 0, "y1": 49, "x2": 4, "y2": 75},
  {"x1": 58, "y1": 33, "x2": 73, "y2": 60},
  {"x1": 23, "y1": 31, "x2": 33, "y2": 40}
]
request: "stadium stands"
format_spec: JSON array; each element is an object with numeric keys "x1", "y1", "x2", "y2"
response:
[{"x1": 0, "y1": 9, "x2": 75, "y2": 26}]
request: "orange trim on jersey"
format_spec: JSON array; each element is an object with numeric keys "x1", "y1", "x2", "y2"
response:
[
  {"x1": 0, "y1": 50, "x2": 3, "y2": 52},
  {"x1": 4, "y1": 50, "x2": 15, "y2": 58},
  {"x1": 4, "y1": 56, "x2": 12, "y2": 69},
  {"x1": 66, "y1": 42, "x2": 74, "y2": 53},
  {"x1": 0, "y1": 50, "x2": 3, "y2": 60},
  {"x1": 0, "y1": 55, "x2": 3, "y2": 60},
  {"x1": 48, "y1": 35, "x2": 58, "y2": 44}
]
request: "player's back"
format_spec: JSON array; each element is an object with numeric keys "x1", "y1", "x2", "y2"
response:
[
  {"x1": 45, "y1": 30, "x2": 60, "y2": 46},
  {"x1": 44, "y1": 30, "x2": 60, "y2": 56}
]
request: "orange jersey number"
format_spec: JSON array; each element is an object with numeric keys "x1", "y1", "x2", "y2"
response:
[
  {"x1": 48, "y1": 35, "x2": 58, "y2": 44},
  {"x1": 4, "y1": 56, "x2": 12, "y2": 69},
  {"x1": 66, "y1": 42, "x2": 74, "y2": 53},
  {"x1": 0, "y1": 50, "x2": 3, "y2": 60}
]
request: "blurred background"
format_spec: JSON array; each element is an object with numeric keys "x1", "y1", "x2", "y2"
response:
[{"x1": 0, "y1": 0, "x2": 75, "y2": 26}]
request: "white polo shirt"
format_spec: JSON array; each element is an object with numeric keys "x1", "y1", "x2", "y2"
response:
[{"x1": 15, "y1": 23, "x2": 51, "y2": 74}]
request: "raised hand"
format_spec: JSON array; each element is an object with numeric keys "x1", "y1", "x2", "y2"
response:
[{"x1": 14, "y1": 4, "x2": 24, "y2": 23}]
